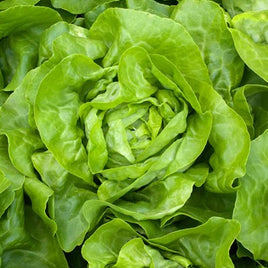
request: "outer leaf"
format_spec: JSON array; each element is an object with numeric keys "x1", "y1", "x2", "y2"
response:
[
  {"x1": 0, "y1": 0, "x2": 40, "y2": 10},
  {"x1": 150, "y1": 217, "x2": 240, "y2": 268},
  {"x1": 82, "y1": 219, "x2": 138, "y2": 268},
  {"x1": 222, "y1": 0, "x2": 268, "y2": 17},
  {"x1": 0, "y1": 6, "x2": 61, "y2": 91},
  {"x1": 162, "y1": 187, "x2": 235, "y2": 225},
  {"x1": 38, "y1": 21, "x2": 106, "y2": 64},
  {"x1": 0, "y1": 32, "x2": 38, "y2": 92},
  {"x1": 1, "y1": 198, "x2": 69, "y2": 268},
  {"x1": 172, "y1": 0, "x2": 244, "y2": 99},
  {"x1": 84, "y1": 2, "x2": 125, "y2": 28},
  {"x1": 0, "y1": 78, "x2": 44, "y2": 176},
  {"x1": 233, "y1": 130, "x2": 268, "y2": 261},
  {"x1": 24, "y1": 177, "x2": 57, "y2": 234},
  {"x1": 113, "y1": 238, "x2": 182, "y2": 268},
  {"x1": 82, "y1": 217, "x2": 193, "y2": 268},
  {"x1": 51, "y1": 0, "x2": 118, "y2": 14},
  {"x1": 240, "y1": 66, "x2": 268, "y2": 86},
  {"x1": 0, "y1": 171, "x2": 14, "y2": 219},
  {"x1": 112, "y1": 173, "x2": 196, "y2": 220},
  {"x1": 35, "y1": 55, "x2": 106, "y2": 183},
  {"x1": 32, "y1": 151, "x2": 100, "y2": 252},
  {"x1": 89, "y1": 8, "x2": 212, "y2": 90},
  {"x1": 196, "y1": 81, "x2": 250, "y2": 193},
  {"x1": 0, "y1": 136, "x2": 24, "y2": 217},
  {"x1": 230, "y1": 11, "x2": 268, "y2": 82},
  {"x1": 0, "y1": 6, "x2": 61, "y2": 39},
  {"x1": 232, "y1": 84, "x2": 268, "y2": 138},
  {"x1": 126, "y1": 0, "x2": 174, "y2": 18},
  {"x1": 0, "y1": 190, "x2": 25, "y2": 249},
  {"x1": 26, "y1": 21, "x2": 107, "y2": 129}
]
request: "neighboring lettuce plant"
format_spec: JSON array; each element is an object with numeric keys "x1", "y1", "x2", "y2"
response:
[{"x1": 0, "y1": 0, "x2": 267, "y2": 267}]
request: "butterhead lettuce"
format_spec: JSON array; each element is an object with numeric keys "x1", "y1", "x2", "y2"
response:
[{"x1": 0, "y1": 0, "x2": 267, "y2": 267}]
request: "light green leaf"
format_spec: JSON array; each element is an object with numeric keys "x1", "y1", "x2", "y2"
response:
[
  {"x1": 111, "y1": 173, "x2": 196, "y2": 220},
  {"x1": 150, "y1": 217, "x2": 240, "y2": 268},
  {"x1": 0, "y1": 0, "x2": 40, "y2": 10},
  {"x1": 51, "y1": 0, "x2": 118, "y2": 14},
  {"x1": 89, "y1": 8, "x2": 212, "y2": 90},
  {"x1": 0, "y1": 79, "x2": 44, "y2": 176},
  {"x1": 97, "y1": 111, "x2": 211, "y2": 202},
  {"x1": 82, "y1": 218, "x2": 138, "y2": 268},
  {"x1": 162, "y1": 187, "x2": 235, "y2": 225},
  {"x1": 35, "y1": 55, "x2": 106, "y2": 183},
  {"x1": 233, "y1": 130, "x2": 268, "y2": 261},
  {"x1": 126, "y1": 0, "x2": 174, "y2": 18},
  {"x1": 82, "y1": 108, "x2": 108, "y2": 173},
  {"x1": 195, "y1": 81, "x2": 250, "y2": 193},
  {"x1": 38, "y1": 21, "x2": 106, "y2": 64},
  {"x1": 230, "y1": 11, "x2": 268, "y2": 82},
  {"x1": 222, "y1": 0, "x2": 268, "y2": 17},
  {"x1": 166, "y1": 111, "x2": 212, "y2": 176},
  {"x1": 172, "y1": 0, "x2": 244, "y2": 100},
  {"x1": 32, "y1": 151, "x2": 100, "y2": 252},
  {"x1": 112, "y1": 238, "x2": 182, "y2": 268}
]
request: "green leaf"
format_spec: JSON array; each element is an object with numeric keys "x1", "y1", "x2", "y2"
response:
[
  {"x1": 0, "y1": 6, "x2": 61, "y2": 91},
  {"x1": 230, "y1": 11, "x2": 268, "y2": 82},
  {"x1": 172, "y1": 0, "x2": 244, "y2": 100},
  {"x1": 166, "y1": 111, "x2": 212, "y2": 176},
  {"x1": 222, "y1": 0, "x2": 268, "y2": 17},
  {"x1": 89, "y1": 8, "x2": 212, "y2": 90},
  {"x1": 82, "y1": 108, "x2": 108, "y2": 173},
  {"x1": 0, "y1": 0, "x2": 40, "y2": 10},
  {"x1": 34, "y1": 55, "x2": 106, "y2": 183},
  {"x1": 0, "y1": 75, "x2": 44, "y2": 177},
  {"x1": 195, "y1": 81, "x2": 250, "y2": 193},
  {"x1": 0, "y1": 6, "x2": 61, "y2": 39},
  {"x1": 24, "y1": 177, "x2": 57, "y2": 234},
  {"x1": 162, "y1": 186, "x2": 235, "y2": 225},
  {"x1": 111, "y1": 173, "x2": 197, "y2": 220},
  {"x1": 82, "y1": 219, "x2": 138, "y2": 267},
  {"x1": 1, "y1": 196, "x2": 69, "y2": 268},
  {"x1": 112, "y1": 238, "x2": 182, "y2": 268},
  {"x1": 0, "y1": 136, "x2": 24, "y2": 217},
  {"x1": 25, "y1": 21, "x2": 107, "y2": 130},
  {"x1": 232, "y1": 84, "x2": 268, "y2": 138},
  {"x1": 51, "y1": 0, "x2": 119, "y2": 14},
  {"x1": 240, "y1": 66, "x2": 268, "y2": 86},
  {"x1": 233, "y1": 130, "x2": 268, "y2": 261},
  {"x1": 38, "y1": 21, "x2": 106, "y2": 64},
  {"x1": 97, "y1": 111, "x2": 211, "y2": 202},
  {"x1": 150, "y1": 217, "x2": 240, "y2": 268},
  {"x1": 126, "y1": 0, "x2": 174, "y2": 18},
  {"x1": 32, "y1": 151, "x2": 99, "y2": 252}
]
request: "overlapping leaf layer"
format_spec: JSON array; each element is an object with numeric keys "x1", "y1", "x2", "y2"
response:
[{"x1": 0, "y1": 0, "x2": 267, "y2": 267}]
